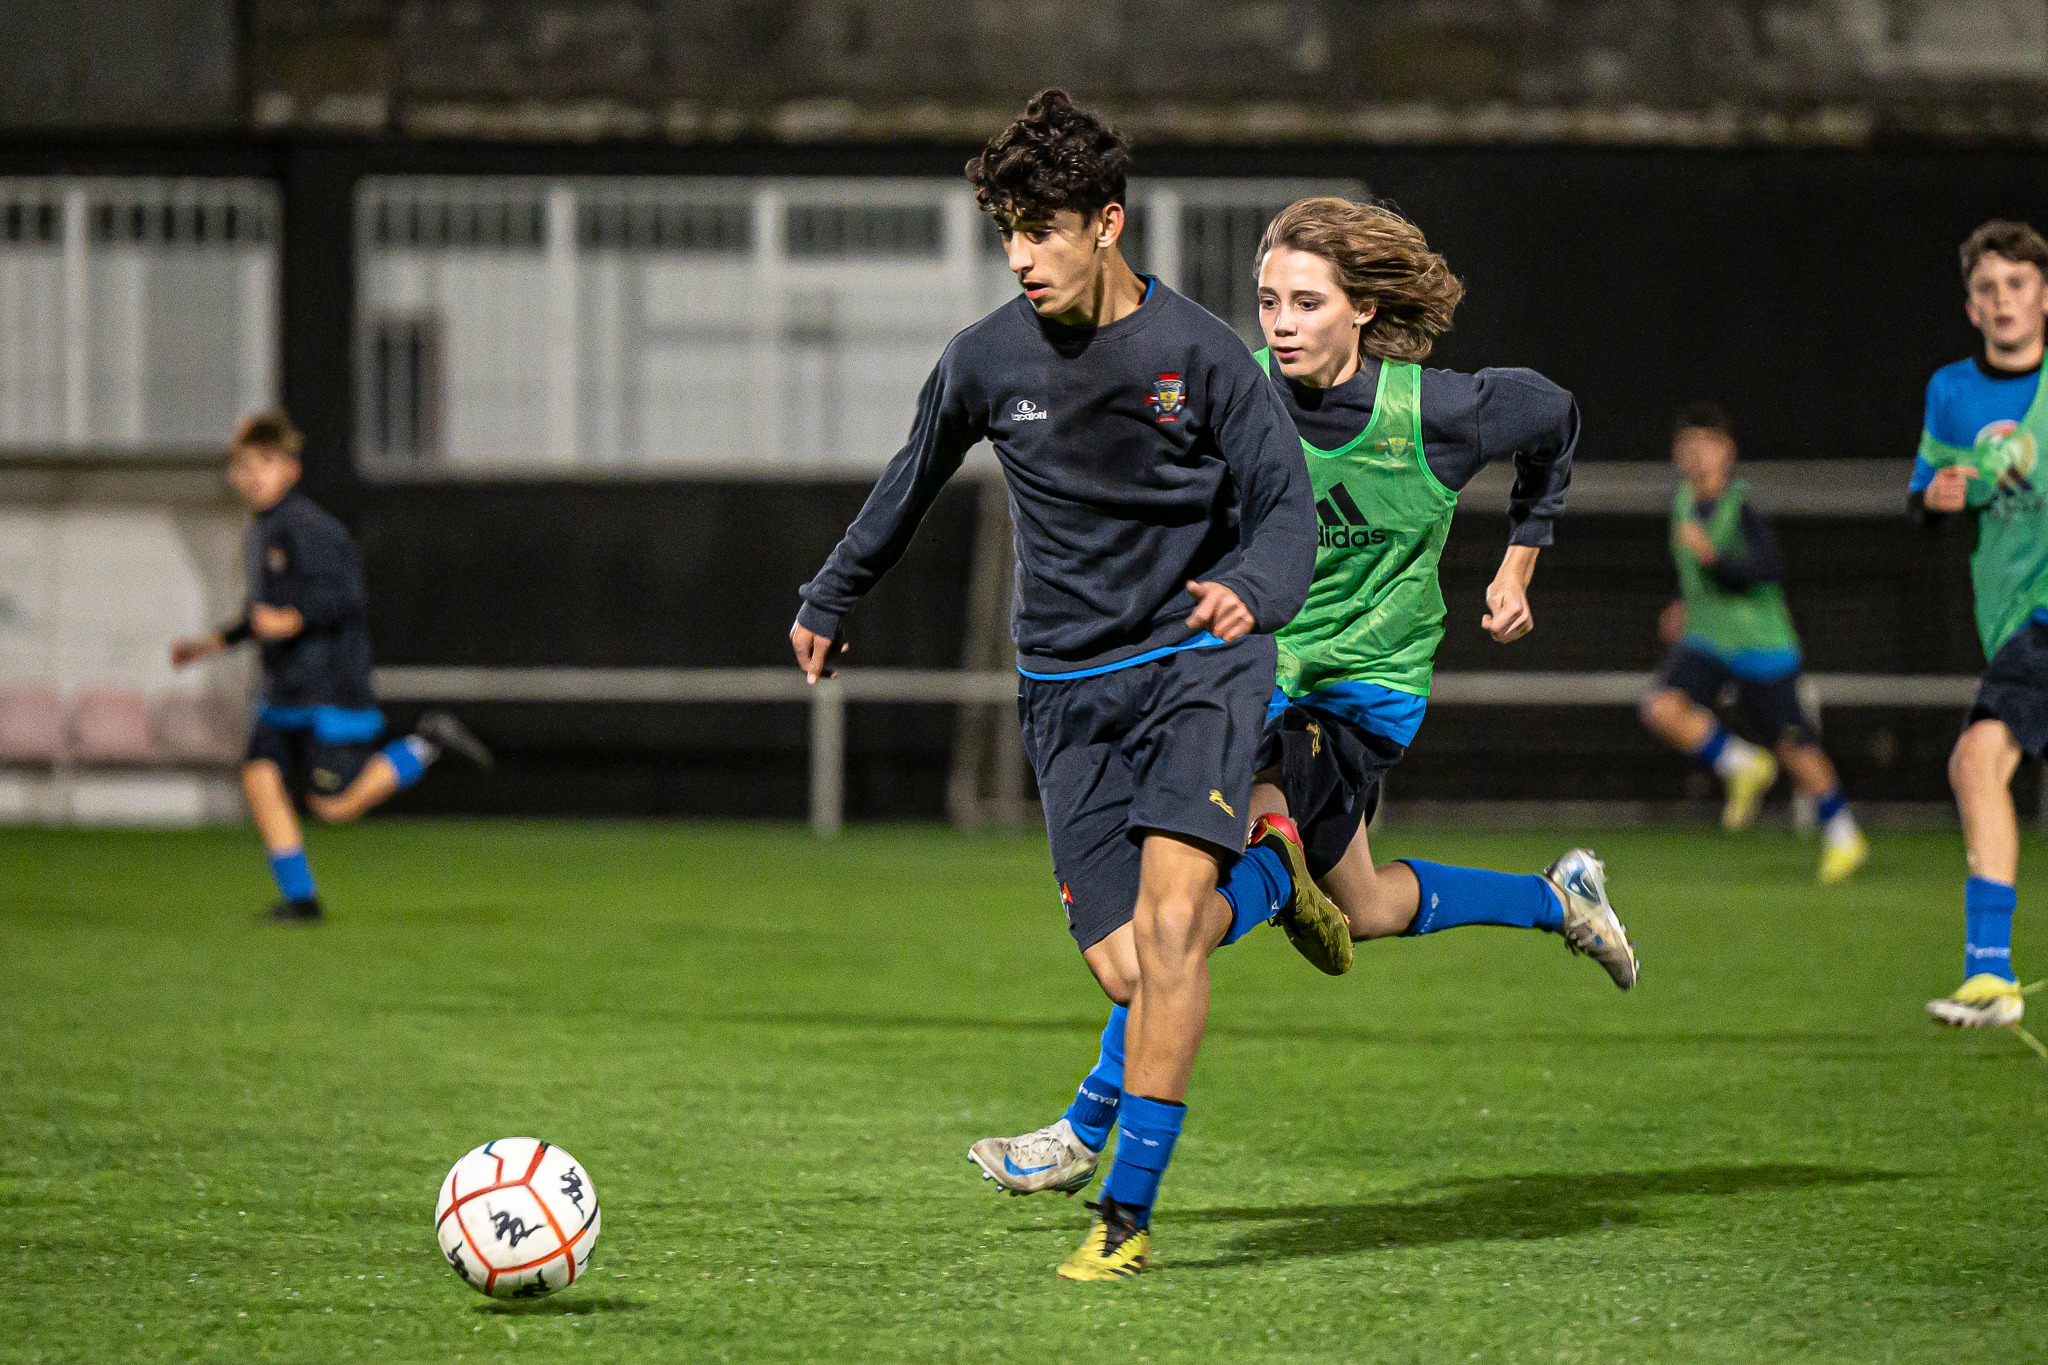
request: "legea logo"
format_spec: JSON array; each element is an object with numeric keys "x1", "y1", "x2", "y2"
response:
[{"x1": 1013, "y1": 399, "x2": 1048, "y2": 422}]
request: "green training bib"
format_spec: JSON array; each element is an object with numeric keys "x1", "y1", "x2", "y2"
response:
[
  {"x1": 1671, "y1": 480, "x2": 1799, "y2": 658},
  {"x1": 1919, "y1": 373, "x2": 2048, "y2": 657},
  {"x1": 1264, "y1": 352, "x2": 1458, "y2": 698}
]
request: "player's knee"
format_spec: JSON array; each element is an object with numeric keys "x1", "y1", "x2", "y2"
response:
[
  {"x1": 1638, "y1": 690, "x2": 1680, "y2": 732},
  {"x1": 1132, "y1": 886, "x2": 1207, "y2": 958},
  {"x1": 1950, "y1": 722, "x2": 2007, "y2": 789},
  {"x1": 307, "y1": 794, "x2": 360, "y2": 824},
  {"x1": 1093, "y1": 962, "x2": 1138, "y2": 1006}
]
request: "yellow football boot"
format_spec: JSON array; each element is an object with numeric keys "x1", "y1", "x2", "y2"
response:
[
  {"x1": 1252, "y1": 812, "x2": 1353, "y2": 976},
  {"x1": 1926, "y1": 973, "x2": 2025, "y2": 1029},
  {"x1": 1817, "y1": 830, "x2": 1869, "y2": 885},
  {"x1": 1056, "y1": 1200, "x2": 1150, "y2": 1282},
  {"x1": 1721, "y1": 746, "x2": 1778, "y2": 831}
]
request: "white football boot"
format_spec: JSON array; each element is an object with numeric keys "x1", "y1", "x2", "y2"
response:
[
  {"x1": 1543, "y1": 848, "x2": 1639, "y2": 991},
  {"x1": 968, "y1": 1117, "x2": 1099, "y2": 1196},
  {"x1": 1927, "y1": 974, "x2": 2025, "y2": 1029}
]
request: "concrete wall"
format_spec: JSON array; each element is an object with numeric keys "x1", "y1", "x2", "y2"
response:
[{"x1": 16, "y1": 1, "x2": 2048, "y2": 143}]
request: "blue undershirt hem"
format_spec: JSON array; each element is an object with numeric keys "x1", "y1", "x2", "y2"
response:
[{"x1": 1017, "y1": 632, "x2": 1227, "y2": 682}]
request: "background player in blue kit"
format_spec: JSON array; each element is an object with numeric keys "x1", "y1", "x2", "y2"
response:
[
  {"x1": 169, "y1": 411, "x2": 492, "y2": 923},
  {"x1": 1910, "y1": 220, "x2": 2048, "y2": 1029},
  {"x1": 790, "y1": 91, "x2": 1349, "y2": 1280}
]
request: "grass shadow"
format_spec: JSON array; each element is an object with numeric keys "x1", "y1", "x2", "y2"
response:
[
  {"x1": 476, "y1": 1295, "x2": 646, "y2": 1316},
  {"x1": 1160, "y1": 1163, "x2": 1912, "y2": 1270}
]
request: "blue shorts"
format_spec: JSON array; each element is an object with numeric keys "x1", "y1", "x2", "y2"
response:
[
  {"x1": 1972, "y1": 619, "x2": 2048, "y2": 757},
  {"x1": 1018, "y1": 636, "x2": 1274, "y2": 951},
  {"x1": 245, "y1": 705, "x2": 386, "y2": 800},
  {"x1": 1255, "y1": 702, "x2": 1408, "y2": 880}
]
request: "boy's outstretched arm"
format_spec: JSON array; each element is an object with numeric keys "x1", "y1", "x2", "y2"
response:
[{"x1": 792, "y1": 347, "x2": 985, "y2": 679}]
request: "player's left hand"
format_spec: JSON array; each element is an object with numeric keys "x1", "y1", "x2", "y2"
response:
[
  {"x1": 1482, "y1": 545, "x2": 1539, "y2": 644},
  {"x1": 250, "y1": 603, "x2": 304, "y2": 640},
  {"x1": 1185, "y1": 580, "x2": 1255, "y2": 643},
  {"x1": 1678, "y1": 521, "x2": 1717, "y2": 563}
]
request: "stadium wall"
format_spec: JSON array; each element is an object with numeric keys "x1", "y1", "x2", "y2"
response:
[{"x1": 0, "y1": 134, "x2": 2034, "y2": 819}]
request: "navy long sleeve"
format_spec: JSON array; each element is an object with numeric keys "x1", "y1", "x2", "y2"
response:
[
  {"x1": 794, "y1": 343, "x2": 985, "y2": 637},
  {"x1": 1273, "y1": 357, "x2": 1578, "y2": 546},
  {"x1": 799, "y1": 282, "x2": 1315, "y2": 674},
  {"x1": 1698, "y1": 500, "x2": 1784, "y2": 591},
  {"x1": 245, "y1": 489, "x2": 376, "y2": 707}
]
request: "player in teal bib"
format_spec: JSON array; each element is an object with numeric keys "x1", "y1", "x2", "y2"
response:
[
  {"x1": 1910, "y1": 220, "x2": 2048, "y2": 1030},
  {"x1": 1638, "y1": 403, "x2": 1867, "y2": 884}
]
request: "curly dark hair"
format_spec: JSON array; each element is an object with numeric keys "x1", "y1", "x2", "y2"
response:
[{"x1": 965, "y1": 89, "x2": 1130, "y2": 225}]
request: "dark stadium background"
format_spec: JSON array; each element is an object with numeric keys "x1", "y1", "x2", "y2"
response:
[{"x1": 6, "y1": 2, "x2": 2037, "y2": 819}]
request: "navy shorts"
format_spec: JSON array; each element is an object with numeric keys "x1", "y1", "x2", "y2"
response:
[
  {"x1": 1018, "y1": 636, "x2": 1275, "y2": 952},
  {"x1": 1654, "y1": 644, "x2": 1814, "y2": 746},
  {"x1": 1971, "y1": 618, "x2": 2048, "y2": 757},
  {"x1": 245, "y1": 706, "x2": 386, "y2": 800},
  {"x1": 1255, "y1": 702, "x2": 1408, "y2": 880}
]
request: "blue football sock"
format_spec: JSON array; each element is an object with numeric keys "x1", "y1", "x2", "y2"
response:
[
  {"x1": 1815, "y1": 787, "x2": 1847, "y2": 825},
  {"x1": 1217, "y1": 844, "x2": 1291, "y2": 946},
  {"x1": 379, "y1": 735, "x2": 437, "y2": 790},
  {"x1": 1101, "y1": 1094, "x2": 1184, "y2": 1228},
  {"x1": 1062, "y1": 1006, "x2": 1126, "y2": 1151},
  {"x1": 268, "y1": 847, "x2": 317, "y2": 903},
  {"x1": 1401, "y1": 860, "x2": 1564, "y2": 936},
  {"x1": 1691, "y1": 723, "x2": 1730, "y2": 770},
  {"x1": 1965, "y1": 876, "x2": 2018, "y2": 982}
]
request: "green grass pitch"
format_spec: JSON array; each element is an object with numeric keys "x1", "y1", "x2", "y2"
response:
[{"x1": 6, "y1": 820, "x2": 2047, "y2": 1363}]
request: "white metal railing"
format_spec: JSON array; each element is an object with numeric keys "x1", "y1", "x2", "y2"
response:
[
  {"x1": 373, "y1": 665, "x2": 1982, "y2": 837},
  {"x1": 353, "y1": 176, "x2": 1358, "y2": 475},
  {"x1": 0, "y1": 178, "x2": 279, "y2": 451}
]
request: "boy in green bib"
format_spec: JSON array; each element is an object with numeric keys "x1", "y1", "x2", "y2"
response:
[
  {"x1": 1242, "y1": 196, "x2": 1635, "y2": 986},
  {"x1": 1909, "y1": 219, "x2": 2048, "y2": 1030},
  {"x1": 1639, "y1": 403, "x2": 1867, "y2": 884}
]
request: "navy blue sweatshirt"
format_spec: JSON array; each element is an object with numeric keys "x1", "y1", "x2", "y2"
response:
[
  {"x1": 243, "y1": 489, "x2": 376, "y2": 708},
  {"x1": 797, "y1": 282, "x2": 1317, "y2": 674},
  {"x1": 1270, "y1": 354, "x2": 1578, "y2": 546}
]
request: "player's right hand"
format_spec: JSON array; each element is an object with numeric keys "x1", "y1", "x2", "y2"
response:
[
  {"x1": 1923, "y1": 464, "x2": 1976, "y2": 513},
  {"x1": 1657, "y1": 600, "x2": 1686, "y2": 646},
  {"x1": 169, "y1": 634, "x2": 219, "y2": 668},
  {"x1": 790, "y1": 623, "x2": 849, "y2": 685}
]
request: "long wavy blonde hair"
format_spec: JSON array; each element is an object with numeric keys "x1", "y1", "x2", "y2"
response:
[{"x1": 1256, "y1": 197, "x2": 1465, "y2": 363}]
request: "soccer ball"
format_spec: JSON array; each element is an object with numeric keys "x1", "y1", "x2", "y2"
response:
[{"x1": 434, "y1": 1138, "x2": 600, "y2": 1298}]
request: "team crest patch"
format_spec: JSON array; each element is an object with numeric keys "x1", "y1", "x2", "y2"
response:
[
  {"x1": 1059, "y1": 881, "x2": 1075, "y2": 928},
  {"x1": 1976, "y1": 420, "x2": 2038, "y2": 497},
  {"x1": 1145, "y1": 373, "x2": 1186, "y2": 423},
  {"x1": 266, "y1": 546, "x2": 288, "y2": 573}
]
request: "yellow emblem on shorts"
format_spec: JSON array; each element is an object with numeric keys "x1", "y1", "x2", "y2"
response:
[
  {"x1": 1208, "y1": 789, "x2": 1236, "y2": 818},
  {"x1": 1306, "y1": 720, "x2": 1322, "y2": 757}
]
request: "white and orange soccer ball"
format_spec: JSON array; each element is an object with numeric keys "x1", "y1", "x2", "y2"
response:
[{"x1": 434, "y1": 1138, "x2": 600, "y2": 1298}]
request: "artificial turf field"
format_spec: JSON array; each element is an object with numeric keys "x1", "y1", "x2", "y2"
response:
[{"x1": 6, "y1": 821, "x2": 2047, "y2": 1364}]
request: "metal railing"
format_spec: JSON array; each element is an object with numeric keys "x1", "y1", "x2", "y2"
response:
[{"x1": 373, "y1": 665, "x2": 1982, "y2": 837}]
